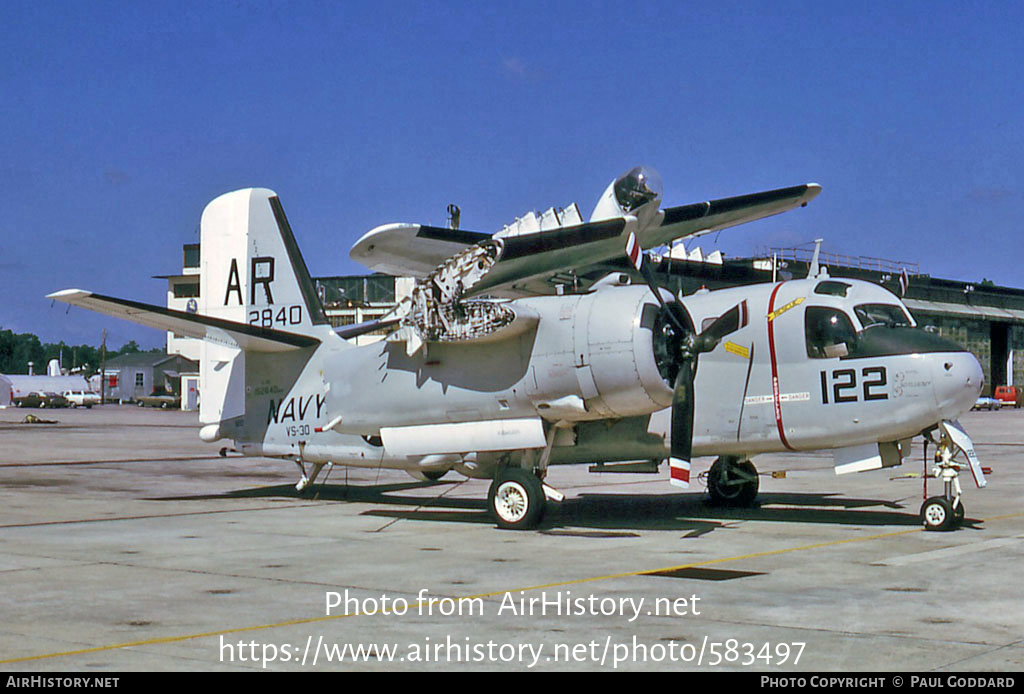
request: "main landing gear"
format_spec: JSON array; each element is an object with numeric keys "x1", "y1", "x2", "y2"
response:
[
  {"x1": 487, "y1": 467, "x2": 547, "y2": 530},
  {"x1": 487, "y1": 425, "x2": 567, "y2": 530},
  {"x1": 705, "y1": 456, "x2": 759, "y2": 507},
  {"x1": 920, "y1": 435, "x2": 967, "y2": 532}
]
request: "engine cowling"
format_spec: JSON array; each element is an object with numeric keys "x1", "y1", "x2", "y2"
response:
[{"x1": 525, "y1": 284, "x2": 680, "y2": 420}]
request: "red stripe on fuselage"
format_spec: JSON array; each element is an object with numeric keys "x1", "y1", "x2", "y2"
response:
[{"x1": 766, "y1": 283, "x2": 794, "y2": 451}]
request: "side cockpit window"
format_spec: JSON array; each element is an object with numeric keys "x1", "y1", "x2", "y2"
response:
[
  {"x1": 854, "y1": 303, "x2": 913, "y2": 329},
  {"x1": 805, "y1": 307, "x2": 857, "y2": 359}
]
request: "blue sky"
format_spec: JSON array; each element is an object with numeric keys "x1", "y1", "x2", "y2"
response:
[{"x1": 2, "y1": 1, "x2": 1022, "y2": 348}]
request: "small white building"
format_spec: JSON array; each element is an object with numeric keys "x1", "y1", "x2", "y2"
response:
[
  {"x1": 99, "y1": 352, "x2": 198, "y2": 403},
  {"x1": 0, "y1": 375, "x2": 11, "y2": 407}
]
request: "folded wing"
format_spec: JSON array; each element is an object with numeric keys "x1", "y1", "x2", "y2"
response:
[{"x1": 349, "y1": 183, "x2": 821, "y2": 296}]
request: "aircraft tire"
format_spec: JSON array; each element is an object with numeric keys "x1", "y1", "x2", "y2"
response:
[
  {"x1": 422, "y1": 469, "x2": 448, "y2": 481},
  {"x1": 921, "y1": 496, "x2": 956, "y2": 531},
  {"x1": 488, "y1": 468, "x2": 545, "y2": 530},
  {"x1": 707, "y1": 458, "x2": 759, "y2": 507},
  {"x1": 953, "y1": 501, "x2": 965, "y2": 526}
]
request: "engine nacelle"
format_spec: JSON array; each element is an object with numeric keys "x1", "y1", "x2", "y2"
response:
[{"x1": 524, "y1": 284, "x2": 680, "y2": 420}]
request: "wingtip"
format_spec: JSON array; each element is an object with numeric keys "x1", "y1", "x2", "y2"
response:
[
  {"x1": 46, "y1": 288, "x2": 92, "y2": 301},
  {"x1": 800, "y1": 183, "x2": 823, "y2": 205}
]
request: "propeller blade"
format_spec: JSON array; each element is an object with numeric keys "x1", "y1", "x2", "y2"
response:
[
  {"x1": 626, "y1": 232, "x2": 690, "y2": 337},
  {"x1": 624, "y1": 233, "x2": 747, "y2": 490},
  {"x1": 695, "y1": 300, "x2": 748, "y2": 353},
  {"x1": 669, "y1": 359, "x2": 695, "y2": 488}
]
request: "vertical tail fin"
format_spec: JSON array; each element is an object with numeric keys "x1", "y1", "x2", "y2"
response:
[
  {"x1": 199, "y1": 188, "x2": 327, "y2": 331},
  {"x1": 197, "y1": 188, "x2": 328, "y2": 432}
]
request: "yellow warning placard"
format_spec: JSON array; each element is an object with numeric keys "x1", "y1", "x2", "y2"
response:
[
  {"x1": 724, "y1": 341, "x2": 750, "y2": 359},
  {"x1": 767, "y1": 296, "x2": 805, "y2": 322}
]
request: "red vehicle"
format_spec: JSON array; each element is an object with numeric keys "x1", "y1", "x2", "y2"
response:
[{"x1": 994, "y1": 385, "x2": 1023, "y2": 409}]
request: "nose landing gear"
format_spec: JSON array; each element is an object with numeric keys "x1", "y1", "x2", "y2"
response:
[{"x1": 921, "y1": 422, "x2": 982, "y2": 531}]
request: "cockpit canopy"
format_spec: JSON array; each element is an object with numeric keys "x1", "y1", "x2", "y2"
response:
[
  {"x1": 613, "y1": 166, "x2": 662, "y2": 212},
  {"x1": 805, "y1": 301, "x2": 964, "y2": 359}
]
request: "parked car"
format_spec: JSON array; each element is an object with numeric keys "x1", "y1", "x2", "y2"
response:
[
  {"x1": 993, "y1": 385, "x2": 1023, "y2": 409},
  {"x1": 63, "y1": 390, "x2": 100, "y2": 408},
  {"x1": 13, "y1": 391, "x2": 46, "y2": 408},
  {"x1": 137, "y1": 393, "x2": 181, "y2": 409},
  {"x1": 14, "y1": 391, "x2": 70, "y2": 408},
  {"x1": 44, "y1": 392, "x2": 70, "y2": 408},
  {"x1": 973, "y1": 396, "x2": 1002, "y2": 411}
]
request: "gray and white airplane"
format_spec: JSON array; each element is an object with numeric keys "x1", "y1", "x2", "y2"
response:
[{"x1": 50, "y1": 167, "x2": 986, "y2": 532}]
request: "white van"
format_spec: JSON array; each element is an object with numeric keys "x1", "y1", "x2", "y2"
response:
[{"x1": 64, "y1": 390, "x2": 100, "y2": 408}]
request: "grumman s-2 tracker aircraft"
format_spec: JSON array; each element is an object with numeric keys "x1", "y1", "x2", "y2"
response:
[{"x1": 50, "y1": 167, "x2": 987, "y2": 531}]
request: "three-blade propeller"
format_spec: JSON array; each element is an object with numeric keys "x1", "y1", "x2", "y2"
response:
[{"x1": 626, "y1": 233, "x2": 748, "y2": 486}]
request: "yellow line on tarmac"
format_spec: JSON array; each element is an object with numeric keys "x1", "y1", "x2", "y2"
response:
[{"x1": 4, "y1": 512, "x2": 1023, "y2": 665}]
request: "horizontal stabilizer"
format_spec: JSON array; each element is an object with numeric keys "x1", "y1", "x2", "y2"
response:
[
  {"x1": 335, "y1": 317, "x2": 401, "y2": 341},
  {"x1": 48, "y1": 289, "x2": 320, "y2": 353}
]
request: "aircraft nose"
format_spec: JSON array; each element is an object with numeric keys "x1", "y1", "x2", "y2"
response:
[{"x1": 933, "y1": 350, "x2": 984, "y2": 419}]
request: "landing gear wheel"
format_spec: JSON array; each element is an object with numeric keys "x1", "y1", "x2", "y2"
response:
[
  {"x1": 422, "y1": 469, "x2": 448, "y2": 481},
  {"x1": 921, "y1": 496, "x2": 956, "y2": 531},
  {"x1": 488, "y1": 468, "x2": 545, "y2": 530},
  {"x1": 953, "y1": 500, "x2": 965, "y2": 526},
  {"x1": 707, "y1": 458, "x2": 759, "y2": 507}
]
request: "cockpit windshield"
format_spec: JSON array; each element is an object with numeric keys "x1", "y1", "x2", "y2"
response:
[{"x1": 854, "y1": 303, "x2": 913, "y2": 330}]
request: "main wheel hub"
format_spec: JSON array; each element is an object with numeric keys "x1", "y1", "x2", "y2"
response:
[{"x1": 495, "y1": 482, "x2": 529, "y2": 522}]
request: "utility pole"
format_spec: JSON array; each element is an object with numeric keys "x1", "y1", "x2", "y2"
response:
[{"x1": 100, "y1": 329, "x2": 107, "y2": 406}]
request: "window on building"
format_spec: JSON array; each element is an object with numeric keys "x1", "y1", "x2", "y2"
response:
[
  {"x1": 328, "y1": 314, "x2": 356, "y2": 327},
  {"x1": 183, "y1": 244, "x2": 200, "y2": 269},
  {"x1": 173, "y1": 282, "x2": 200, "y2": 298},
  {"x1": 135, "y1": 372, "x2": 145, "y2": 388},
  {"x1": 365, "y1": 275, "x2": 396, "y2": 304},
  {"x1": 318, "y1": 277, "x2": 365, "y2": 306}
]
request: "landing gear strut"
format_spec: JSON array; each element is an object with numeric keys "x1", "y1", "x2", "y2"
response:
[
  {"x1": 294, "y1": 460, "x2": 330, "y2": 495},
  {"x1": 921, "y1": 434, "x2": 965, "y2": 531},
  {"x1": 706, "y1": 456, "x2": 759, "y2": 507}
]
